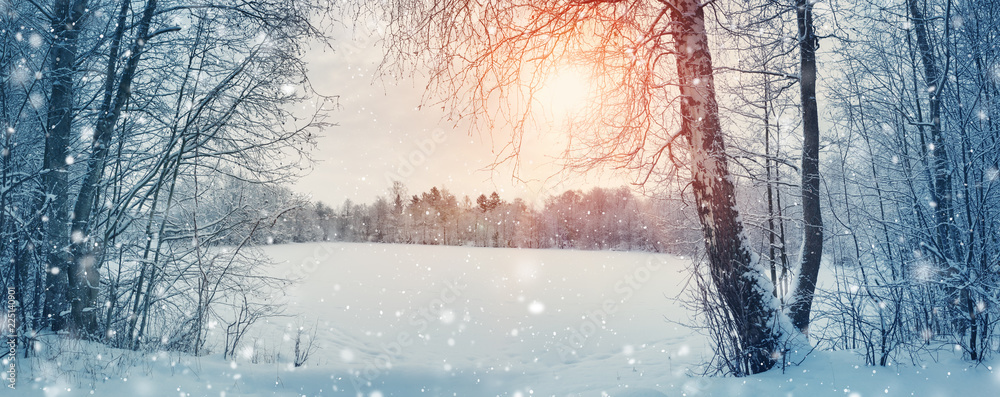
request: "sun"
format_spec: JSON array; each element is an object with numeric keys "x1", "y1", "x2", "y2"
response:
[{"x1": 535, "y1": 66, "x2": 594, "y2": 118}]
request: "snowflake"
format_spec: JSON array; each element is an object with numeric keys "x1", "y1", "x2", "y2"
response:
[
  {"x1": 239, "y1": 345, "x2": 254, "y2": 360},
  {"x1": 28, "y1": 33, "x2": 42, "y2": 48},
  {"x1": 339, "y1": 349, "x2": 354, "y2": 363},
  {"x1": 912, "y1": 259, "x2": 936, "y2": 282},
  {"x1": 29, "y1": 92, "x2": 44, "y2": 109},
  {"x1": 986, "y1": 167, "x2": 999, "y2": 182},
  {"x1": 439, "y1": 309, "x2": 455, "y2": 324}
]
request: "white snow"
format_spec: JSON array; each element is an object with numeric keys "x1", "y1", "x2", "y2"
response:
[
  {"x1": 28, "y1": 33, "x2": 42, "y2": 49},
  {"x1": 4, "y1": 242, "x2": 997, "y2": 396}
]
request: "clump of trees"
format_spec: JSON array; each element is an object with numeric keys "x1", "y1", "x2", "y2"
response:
[
  {"x1": 813, "y1": 0, "x2": 1000, "y2": 366},
  {"x1": 372, "y1": 0, "x2": 1000, "y2": 375},
  {"x1": 252, "y1": 182, "x2": 701, "y2": 254},
  {"x1": 1, "y1": 0, "x2": 333, "y2": 358},
  {"x1": 376, "y1": 0, "x2": 796, "y2": 374}
]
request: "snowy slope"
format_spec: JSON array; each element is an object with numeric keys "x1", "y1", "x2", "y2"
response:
[{"x1": 4, "y1": 242, "x2": 997, "y2": 396}]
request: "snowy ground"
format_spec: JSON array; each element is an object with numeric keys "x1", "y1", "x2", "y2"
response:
[{"x1": 5, "y1": 242, "x2": 998, "y2": 396}]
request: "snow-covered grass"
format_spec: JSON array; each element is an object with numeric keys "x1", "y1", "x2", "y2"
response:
[{"x1": 4, "y1": 242, "x2": 997, "y2": 396}]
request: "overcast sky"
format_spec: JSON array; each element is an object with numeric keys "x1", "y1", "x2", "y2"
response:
[{"x1": 291, "y1": 21, "x2": 625, "y2": 208}]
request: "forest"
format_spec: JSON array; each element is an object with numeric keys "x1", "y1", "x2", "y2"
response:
[
  {"x1": 1, "y1": 0, "x2": 999, "y2": 391},
  {"x1": 1, "y1": 0, "x2": 333, "y2": 356},
  {"x1": 249, "y1": 183, "x2": 698, "y2": 253}
]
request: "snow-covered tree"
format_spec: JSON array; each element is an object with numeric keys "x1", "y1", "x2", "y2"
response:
[
  {"x1": 375, "y1": 0, "x2": 792, "y2": 373},
  {"x1": 1, "y1": 0, "x2": 334, "y2": 351}
]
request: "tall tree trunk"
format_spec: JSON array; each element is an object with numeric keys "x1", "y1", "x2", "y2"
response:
[
  {"x1": 788, "y1": 0, "x2": 824, "y2": 334},
  {"x1": 907, "y1": 0, "x2": 956, "y2": 262},
  {"x1": 669, "y1": 0, "x2": 781, "y2": 374},
  {"x1": 69, "y1": 0, "x2": 160, "y2": 339},
  {"x1": 42, "y1": 0, "x2": 87, "y2": 333},
  {"x1": 907, "y1": 0, "x2": 969, "y2": 351}
]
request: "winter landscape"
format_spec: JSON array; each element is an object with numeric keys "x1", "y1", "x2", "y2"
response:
[
  {"x1": 3, "y1": 0, "x2": 1000, "y2": 396},
  {"x1": 6, "y1": 242, "x2": 1000, "y2": 396}
]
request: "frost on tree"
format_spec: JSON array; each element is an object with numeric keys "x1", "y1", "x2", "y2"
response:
[
  {"x1": 378, "y1": 0, "x2": 788, "y2": 374},
  {"x1": 669, "y1": 0, "x2": 782, "y2": 374}
]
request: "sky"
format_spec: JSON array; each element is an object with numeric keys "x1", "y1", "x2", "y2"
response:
[{"x1": 291, "y1": 20, "x2": 625, "y2": 208}]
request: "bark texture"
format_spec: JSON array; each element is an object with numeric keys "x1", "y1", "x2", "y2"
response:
[
  {"x1": 788, "y1": 0, "x2": 824, "y2": 334},
  {"x1": 42, "y1": 0, "x2": 87, "y2": 332},
  {"x1": 670, "y1": 0, "x2": 781, "y2": 374}
]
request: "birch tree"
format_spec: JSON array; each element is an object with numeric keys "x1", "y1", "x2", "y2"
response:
[{"x1": 378, "y1": 0, "x2": 787, "y2": 373}]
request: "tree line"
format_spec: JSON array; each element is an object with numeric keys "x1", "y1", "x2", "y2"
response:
[{"x1": 251, "y1": 182, "x2": 701, "y2": 254}]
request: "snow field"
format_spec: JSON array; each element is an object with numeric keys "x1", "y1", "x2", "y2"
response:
[{"x1": 4, "y1": 242, "x2": 997, "y2": 396}]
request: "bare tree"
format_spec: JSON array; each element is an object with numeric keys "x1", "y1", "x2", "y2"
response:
[
  {"x1": 1, "y1": 0, "x2": 335, "y2": 357},
  {"x1": 293, "y1": 320, "x2": 320, "y2": 367},
  {"x1": 787, "y1": 0, "x2": 824, "y2": 334},
  {"x1": 41, "y1": 0, "x2": 88, "y2": 333},
  {"x1": 818, "y1": 0, "x2": 1000, "y2": 364},
  {"x1": 377, "y1": 0, "x2": 786, "y2": 373}
]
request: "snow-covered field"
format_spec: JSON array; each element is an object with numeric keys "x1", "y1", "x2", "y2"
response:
[{"x1": 7, "y1": 242, "x2": 999, "y2": 396}]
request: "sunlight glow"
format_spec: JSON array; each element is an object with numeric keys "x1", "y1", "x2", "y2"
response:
[{"x1": 535, "y1": 66, "x2": 594, "y2": 118}]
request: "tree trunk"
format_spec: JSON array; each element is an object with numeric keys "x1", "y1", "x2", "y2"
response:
[
  {"x1": 669, "y1": 0, "x2": 781, "y2": 374},
  {"x1": 69, "y1": 0, "x2": 160, "y2": 339},
  {"x1": 907, "y1": 0, "x2": 970, "y2": 353},
  {"x1": 42, "y1": 0, "x2": 87, "y2": 333},
  {"x1": 788, "y1": 0, "x2": 824, "y2": 334},
  {"x1": 907, "y1": 0, "x2": 956, "y2": 261},
  {"x1": 907, "y1": 0, "x2": 954, "y2": 260}
]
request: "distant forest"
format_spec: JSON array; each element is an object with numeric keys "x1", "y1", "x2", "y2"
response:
[{"x1": 234, "y1": 181, "x2": 700, "y2": 253}]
